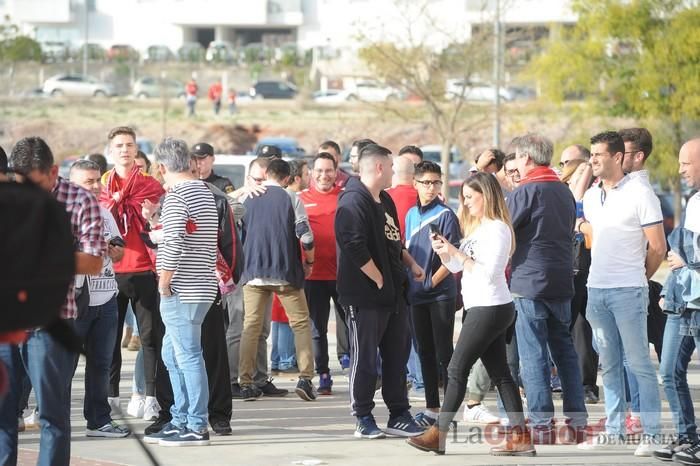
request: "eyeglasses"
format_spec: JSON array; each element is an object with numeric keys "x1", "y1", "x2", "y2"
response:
[
  {"x1": 559, "y1": 159, "x2": 572, "y2": 168},
  {"x1": 505, "y1": 168, "x2": 520, "y2": 178},
  {"x1": 414, "y1": 179, "x2": 443, "y2": 187}
]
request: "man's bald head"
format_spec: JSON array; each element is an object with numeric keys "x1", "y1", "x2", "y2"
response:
[
  {"x1": 392, "y1": 155, "x2": 415, "y2": 187},
  {"x1": 560, "y1": 145, "x2": 590, "y2": 168},
  {"x1": 679, "y1": 138, "x2": 700, "y2": 189}
]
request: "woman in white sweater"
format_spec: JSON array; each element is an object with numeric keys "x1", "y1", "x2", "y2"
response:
[{"x1": 407, "y1": 172, "x2": 535, "y2": 457}]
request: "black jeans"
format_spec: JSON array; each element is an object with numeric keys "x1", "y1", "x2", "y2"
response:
[
  {"x1": 154, "y1": 294, "x2": 233, "y2": 426},
  {"x1": 570, "y1": 270, "x2": 599, "y2": 395},
  {"x1": 411, "y1": 299, "x2": 456, "y2": 409},
  {"x1": 112, "y1": 272, "x2": 162, "y2": 397},
  {"x1": 346, "y1": 303, "x2": 411, "y2": 418},
  {"x1": 304, "y1": 280, "x2": 345, "y2": 374},
  {"x1": 439, "y1": 303, "x2": 525, "y2": 432}
]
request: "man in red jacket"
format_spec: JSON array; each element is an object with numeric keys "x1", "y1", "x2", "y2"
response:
[
  {"x1": 208, "y1": 80, "x2": 223, "y2": 115},
  {"x1": 300, "y1": 152, "x2": 344, "y2": 394},
  {"x1": 100, "y1": 126, "x2": 165, "y2": 432}
]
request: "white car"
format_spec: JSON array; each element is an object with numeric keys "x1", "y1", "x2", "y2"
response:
[
  {"x1": 312, "y1": 89, "x2": 352, "y2": 104},
  {"x1": 444, "y1": 79, "x2": 513, "y2": 102},
  {"x1": 420, "y1": 144, "x2": 468, "y2": 179},
  {"x1": 347, "y1": 80, "x2": 402, "y2": 102},
  {"x1": 43, "y1": 74, "x2": 115, "y2": 97}
]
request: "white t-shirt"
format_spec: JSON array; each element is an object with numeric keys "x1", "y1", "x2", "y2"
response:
[
  {"x1": 583, "y1": 175, "x2": 663, "y2": 288},
  {"x1": 444, "y1": 218, "x2": 512, "y2": 309},
  {"x1": 75, "y1": 207, "x2": 121, "y2": 306},
  {"x1": 684, "y1": 192, "x2": 700, "y2": 234}
]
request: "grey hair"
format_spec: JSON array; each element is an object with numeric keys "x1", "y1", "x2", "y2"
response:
[
  {"x1": 154, "y1": 137, "x2": 191, "y2": 173},
  {"x1": 69, "y1": 159, "x2": 101, "y2": 175},
  {"x1": 510, "y1": 133, "x2": 553, "y2": 166}
]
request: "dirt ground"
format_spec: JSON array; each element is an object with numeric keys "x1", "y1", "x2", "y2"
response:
[{"x1": 0, "y1": 96, "x2": 635, "y2": 163}]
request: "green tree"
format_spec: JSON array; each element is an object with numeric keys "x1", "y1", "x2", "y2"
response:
[
  {"x1": 529, "y1": 0, "x2": 700, "y2": 220},
  {"x1": 356, "y1": 0, "x2": 495, "y2": 198},
  {"x1": 0, "y1": 21, "x2": 41, "y2": 62}
]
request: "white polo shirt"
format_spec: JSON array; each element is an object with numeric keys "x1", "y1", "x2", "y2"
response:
[{"x1": 583, "y1": 174, "x2": 662, "y2": 288}]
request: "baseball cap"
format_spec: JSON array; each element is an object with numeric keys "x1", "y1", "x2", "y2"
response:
[
  {"x1": 257, "y1": 144, "x2": 282, "y2": 158},
  {"x1": 191, "y1": 142, "x2": 214, "y2": 158}
]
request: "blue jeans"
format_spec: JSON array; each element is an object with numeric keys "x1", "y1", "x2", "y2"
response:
[
  {"x1": 514, "y1": 297, "x2": 587, "y2": 429},
  {"x1": 73, "y1": 296, "x2": 118, "y2": 429},
  {"x1": 587, "y1": 286, "x2": 661, "y2": 436},
  {"x1": 125, "y1": 303, "x2": 140, "y2": 337},
  {"x1": 132, "y1": 347, "x2": 145, "y2": 395},
  {"x1": 406, "y1": 311, "x2": 424, "y2": 390},
  {"x1": 160, "y1": 294, "x2": 211, "y2": 432},
  {"x1": 659, "y1": 314, "x2": 697, "y2": 441},
  {"x1": 0, "y1": 329, "x2": 75, "y2": 466},
  {"x1": 271, "y1": 321, "x2": 297, "y2": 370}
]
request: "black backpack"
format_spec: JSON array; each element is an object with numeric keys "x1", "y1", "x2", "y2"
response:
[{"x1": 0, "y1": 176, "x2": 75, "y2": 332}]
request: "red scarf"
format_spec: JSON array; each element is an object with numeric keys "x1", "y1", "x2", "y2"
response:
[
  {"x1": 100, "y1": 165, "x2": 165, "y2": 236},
  {"x1": 520, "y1": 166, "x2": 561, "y2": 185}
]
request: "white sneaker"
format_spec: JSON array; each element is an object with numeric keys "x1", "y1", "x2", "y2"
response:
[
  {"x1": 126, "y1": 395, "x2": 145, "y2": 418},
  {"x1": 108, "y1": 397, "x2": 121, "y2": 416},
  {"x1": 23, "y1": 409, "x2": 39, "y2": 429},
  {"x1": 577, "y1": 433, "x2": 626, "y2": 451},
  {"x1": 634, "y1": 435, "x2": 662, "y2": 457},
  {"x1": 463, "y1": 403, "x2": 500, "y2": 424},
  {"x1": 143, "y1": 396, "x2": 160, "y2": 421}
]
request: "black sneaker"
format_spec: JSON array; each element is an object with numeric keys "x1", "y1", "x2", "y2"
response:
[
  {"x1": 665, "y1": 439, "x2": 698, "y2": 463},
  {"x1": 159, "y1": 428, "x2": 210, "y2": 447},
  {"x1": 260, "y1": 379, "x2": 289, "y2": 397},
  {"x1": 231, "y1": 383, "x2": 242, "y2": 399},
  {"x1": 295, "y1": 378, "x2": 316, "y2": 401},
  {"x1": 143, "y1": 422, "x2": 181, "y2": 444},
  {"x1": 584, "y1": 387, "x2": 599, "y2": 404},
  {"x1": 211, "y1": 420, "x2": 232, "y2": 436},
  {"x1": 355, "y1": 414, "x2": 385, "y2": 439},
  {"x1": 239, "y1": 385, "x2": 263, "y2": 401},
  {"x1": 144, "y1": 416, "x2": 172, "y2": 435}
]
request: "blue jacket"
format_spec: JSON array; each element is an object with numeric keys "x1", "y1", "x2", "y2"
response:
[
  {"x1": 240, "y1": 186, "x2": 304, "y2": 289},
  {"x1": 405, "y1": 199, "x2": 461, "y2": 305},
  {"x1": 507, "y1": 179, "x2": 576, "y2": 300},
  {"x1": 662, "y1": 225, "x2": 700, "y2": 313}
]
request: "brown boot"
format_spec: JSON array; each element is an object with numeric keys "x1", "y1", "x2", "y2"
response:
[
  {"x1": 121, "y1": 326, "x2": 132, "y2": 348},
  {"x1": 491, "y1": 428, "x2": 537, "y2": 456},
  {"x1": 127, "y1": 335, "x2": 141, "y2": 351},
  {"x1": 406, "y1": 425, "x2": 446, "y2": 455}
]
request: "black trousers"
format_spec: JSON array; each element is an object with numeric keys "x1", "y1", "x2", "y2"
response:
[
  {"x1": 570, "y1": 270, "x2": 599, "y2": 395},
  {"x1": 346, "y1": 303, "x2": 410, "y2": 418},
  {"x1": 411, "y1": 299, "x2": 456, "y2": 409},
  {"x1": 304, "y1": 280, "x2": 345, "y2": 375},
  {"x1": 112, "y1": 271, "x2": 163, "y2": 397},
  {"x1": 156, "y1": 294, "x2": 233, "y2": 425},
  {"x1": 439, "y1": 303, "x2": 525, "y2": 432}
]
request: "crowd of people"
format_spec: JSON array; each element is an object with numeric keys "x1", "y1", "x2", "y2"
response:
[{"x1": 1, "y1": 125, "x2": 700, "y2": 465}]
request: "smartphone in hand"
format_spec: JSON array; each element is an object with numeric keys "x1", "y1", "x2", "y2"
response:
[{"x1": 429, "y1": 223, "x2": 441, "y2": 240}]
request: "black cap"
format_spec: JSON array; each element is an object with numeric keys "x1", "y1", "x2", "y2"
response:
[
  {"x1": 191, "y1": 142, "x2": 214, "y2": 157},
  {"x1": 257, "y1": 144, "x2": 282, "y2": 158}
]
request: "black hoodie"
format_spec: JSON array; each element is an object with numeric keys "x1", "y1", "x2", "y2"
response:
[{"x1": 335, "y1": 176, "x2": 406, "y2": 310}]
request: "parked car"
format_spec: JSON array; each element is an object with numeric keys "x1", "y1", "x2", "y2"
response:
[
  {"x1": 144, "y1": 45, "x2": 174, "y2": 62},
  {"x1": 178, "y1": 42, "x2": 205, "y2": 62},
  {"x1": 253, "y1": 137, "x2": 306, "y2": 158},
  {"x1": 249, "y1": 81, "x2": 297, "y2": 99},
  {"x1": 347, "y1": 80, "x2": 402, "y2": 102},
  {"x1": 40, "y1": 41, "x2": 69, "y2": 63},
  {"x1": 107, "y1": 44, "x2": 139, "y2": 61},
  {"x1": 312, "y1": 89, "x2": 350, "y2": 104},
  {"x1": 420, "y1": 144, "x2": 467, "y2": 179},
  {"x1": 133, "y1": 76, "x2": 184, "y2": 99},
  {"x1": 212, "y1": 155, "x2": 256, "y2": 190},
  {"x1": 444, "y1": 79, "x2": 513, "y2": 102},
  {"x1": 43, "y1": 74, "x2": 115, "y2": 97},
  {"x1": 205, "y1": 40, "x2": 236, "y2": 63}
]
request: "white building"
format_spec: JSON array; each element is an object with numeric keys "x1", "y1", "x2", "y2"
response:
[{"x1": 0, "y1": 0, "x2": 577, "y2": 53}]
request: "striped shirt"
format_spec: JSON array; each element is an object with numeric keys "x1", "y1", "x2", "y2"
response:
[{"x1": 157, "y1": 180, "x2": 219, "y2": 304}]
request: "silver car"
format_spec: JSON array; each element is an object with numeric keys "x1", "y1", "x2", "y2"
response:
[{"x1": 43, "y1": 74, "x2": 115, "y2": 97}]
